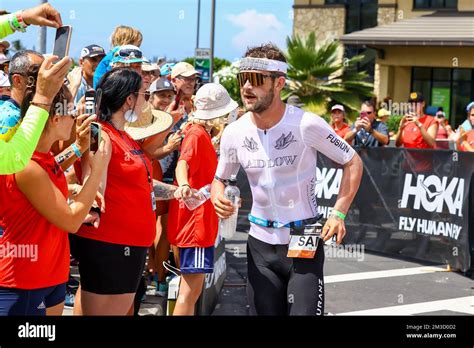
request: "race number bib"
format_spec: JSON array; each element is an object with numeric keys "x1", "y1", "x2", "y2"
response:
[{"x1": 287, "y1": 223, "x2": 322, "y2": 259}]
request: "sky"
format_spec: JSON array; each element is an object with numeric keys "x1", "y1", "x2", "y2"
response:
[{"x1": 2, "y1": 0, "x2": 294, "y2": 63}]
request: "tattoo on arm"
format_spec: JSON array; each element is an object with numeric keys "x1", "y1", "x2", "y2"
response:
[
  {"x1": 153, "y1": 180, "x2": 177, "y2": 201},
  {"x1": 55, "y1": 149, "x2": 75, "y2": 165}
]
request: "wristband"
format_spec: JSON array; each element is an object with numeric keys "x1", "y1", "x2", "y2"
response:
[
  {"x1": 71, "y1": 143, "x2": 82, "y2": 158},
  {"x1": 8, "y1": 12, "x2": 28, "y2": 33},
  {"x1": 330, "y1": 209, "x2": 346, "y2": 221},
  {"x1": 180, "y1": 184, "x2": 191, "y2": 189}
]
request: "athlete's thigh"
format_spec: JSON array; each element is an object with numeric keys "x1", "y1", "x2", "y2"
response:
[
  {"x1": 246, "y1": 236, "x2": 288, "y2": 316},
  {"x1": 287, "y1": 242, "x2": 325, "y2": 316}
]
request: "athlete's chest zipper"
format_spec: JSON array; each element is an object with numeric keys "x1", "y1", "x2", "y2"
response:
[{"x1": 264, "y1": 129, "x2": 267, "y2": 135}]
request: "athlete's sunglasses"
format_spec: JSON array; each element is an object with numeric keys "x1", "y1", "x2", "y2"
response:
[{"x1": 237, "y1": 72, "x2": 281, "y2": 88}]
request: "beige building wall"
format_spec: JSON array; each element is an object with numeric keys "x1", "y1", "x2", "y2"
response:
[{"x1": 293, "y1": 5, "x2": 346, "y2": 44}]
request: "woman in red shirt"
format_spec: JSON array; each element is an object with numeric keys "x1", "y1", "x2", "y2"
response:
[
  {"x1": 0, "y1": 84, "x2": 106, "y2": 316},
  {"x1": 169, "y1": 83, "x2": 238, "y2": 315},
  {"x1": 72, "y1": 68, "x2": 177, "y2": 315},
  {"x1": 330, "y1": 104, "x2": 351, "y2": 141}
]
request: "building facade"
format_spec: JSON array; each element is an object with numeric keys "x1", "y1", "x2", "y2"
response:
[{"x1": 293, "y1": 0, "x2": 474, "y2": 127}]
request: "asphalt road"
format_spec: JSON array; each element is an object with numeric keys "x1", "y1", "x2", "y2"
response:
[{"x1": 64, "y1": 229, "x2": 473, "y2": 316}]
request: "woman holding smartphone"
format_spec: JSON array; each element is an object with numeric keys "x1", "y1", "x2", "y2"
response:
[
  {"x1": 0, "y1": 84, "x2": 106, "y2": 316},
  {"x1": 72, "y1": 67, "x2": 177, "y2": 315}
]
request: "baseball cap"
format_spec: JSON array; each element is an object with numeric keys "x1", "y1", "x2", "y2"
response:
[
  {"x1": 0, "y1": 71, "x2": 10, "y2": 88},
  {"x1": 408, "y1": 92, "x2": 425, "y2": 103},
  {"x1": 160, "y1": 63, "x2": 175, "y2": 77},
  {"x1": 171, "y1": 62, "x2": 200, "y2": 79},
  {"x1": 149, "y1": 77, "x2": 175, "y2": 94},
  {"x1": 193, "y1": 83, "x2": 238, "y2": 120},
  {"x1": 142, "y1": 61, "x2": 160, "y2": 72},
  {"x1": 80, "y1": 44, "x2": 106, "y2": 59},
  {"x1": 112, "y1": 45, "x2": 144, "y2": 65},
  {"x1": 377, "y1": 108, "x2": 391, "y2": 118},
  {"x1": 331, "y1": 104, "x2": 345, "y2": 113}
]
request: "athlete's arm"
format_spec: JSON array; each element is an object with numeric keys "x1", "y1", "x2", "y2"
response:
[
  {"x1": 301, "y1": 114, "x2": 363, "y2": 244},
  {"x1": 15, "y1": 141, "x2": 107, "y2": 233},
  {"x1": 320, "y1": 153, "x2": 363, "y2": 244},
  {"x1": 211, "y1": 178, "x2": 234, "y2": 219}
]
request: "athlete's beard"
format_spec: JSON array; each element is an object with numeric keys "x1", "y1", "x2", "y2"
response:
[{"x1": 246, "y1": 87, "x2": 275, "y2": 114}]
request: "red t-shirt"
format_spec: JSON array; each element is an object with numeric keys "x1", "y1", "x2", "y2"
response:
[
  {"x1": 167, "y1": 124, "x2": 218, "y2": 248},
  {"x1": 0, "y1": 152, "x2": 69, "y2": 289},
  {"x1": 332, "y1": 123, "x2": 351, "y2": 140},
  {"x1": 459, "y1": 130, "x2": 474, "y2": 152},
  {"x1": 402, "y1": 115, "x2": 437, "y2": 149},
  {"x1": 77, "y1": 122, "x2": 156, "y2": 247}
]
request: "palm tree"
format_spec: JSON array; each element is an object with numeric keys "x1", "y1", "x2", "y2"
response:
[
  {"x1": 284, "y1": 32, "x2": 374, "y2": 117},
  {"x1": 10, "y1": 40, "x2": 27, "y2": 53}
]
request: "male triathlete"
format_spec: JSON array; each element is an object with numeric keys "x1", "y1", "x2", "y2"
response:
[{"x1": 211, "y1": 44, "x2": 363, "y2": 315}]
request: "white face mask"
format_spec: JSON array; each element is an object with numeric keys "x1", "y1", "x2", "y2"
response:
[{"x1": 124, "y1": 109, "x2": 138, "y2": 123}]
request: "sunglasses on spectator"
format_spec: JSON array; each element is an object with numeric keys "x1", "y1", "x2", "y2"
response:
[
  {"x1": 237, "y1": 72, "x2": 280, "y2": 88},
  {"x1": 117, "y1": 48, "x2": 143, "y2": 59},
  {"x1": 360, "y1": 111, "x2": 373, "y2": 117},
  {"x1": 135, "y1": 91, "x2": 150, "y2": 102}
]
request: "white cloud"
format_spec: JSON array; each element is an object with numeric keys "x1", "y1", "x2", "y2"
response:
[{"x1": 226, "y1": 10, "x2": 288, "y2": 51}]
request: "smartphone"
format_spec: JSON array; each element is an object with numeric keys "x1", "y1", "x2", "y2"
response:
[
  {"x1": 95, "y1": 88, "x2": 103, "y2": 118},
  {"x1": 52, "y1": 26, "x2": 72, "y2": 62},
  {"x1": 90, "y1": 122, "x2": 102, "y2": 152},
  {"x1": 84, "y1": 89, "x2": 95, "y2": 115},
  {"x1": 173, "y1": 89, "x2": 183, "y2": 111}
]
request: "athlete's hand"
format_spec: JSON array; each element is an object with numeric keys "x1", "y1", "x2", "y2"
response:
[
  {"x1": 320, "y1": 216, "x2": 346, "y2": 245},
  {"x1": 213, "y1": 195, "x2": 235, "y2": 219}
]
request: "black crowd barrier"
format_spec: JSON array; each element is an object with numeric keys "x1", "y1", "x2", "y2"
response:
[{"x1": 236, "y1": 148, "x2": 474, "y2": 273}]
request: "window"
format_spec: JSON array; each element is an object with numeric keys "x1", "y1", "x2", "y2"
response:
[
  {"x1": 411, "y1": 67, "x2": 474, "y2": 127},
  {"x1": 326, "y1": 0, "x2": 378, "y2": 80},
  {"x1": 413, "y1": 0, "x2": 457, "y2": 9}
]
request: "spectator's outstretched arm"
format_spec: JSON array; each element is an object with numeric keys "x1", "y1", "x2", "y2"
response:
[
  {"x1": 0, "y1": 106, "x2": 48, "y2": 174},
  {"x1": 0, "y1": 3, "x2": 62, "y2": 39},
  {"x1": 0, "y1": 56, "x2": 72, "y2": 174}
]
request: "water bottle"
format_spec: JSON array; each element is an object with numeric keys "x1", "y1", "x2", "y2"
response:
[
  {"x1": 182, "y1": 184, "x2": 211, "y2": 211},
  {"x1": 219, "y1": 175, "x2": 240, "y2": 239}
]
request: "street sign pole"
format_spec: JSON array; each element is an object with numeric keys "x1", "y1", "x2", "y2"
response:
[{"x1": 209, "y1": 0, "x2": 216, "y2": 82}]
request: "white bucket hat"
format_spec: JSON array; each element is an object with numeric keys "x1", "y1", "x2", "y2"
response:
[
  {"x1": 193, "y1": 83, "x2": 238, "y2": 120},
  {"x1": 0, "y1": 71, "x2": 10, "y2": 88}
]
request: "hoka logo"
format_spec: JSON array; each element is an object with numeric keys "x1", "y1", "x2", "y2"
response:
[
  {"x1": 400, "y1": 174, "x2": 464, "y2": 217},
  {"x1": 315, "y1": 167, "x2": 343, "y2": 199}
]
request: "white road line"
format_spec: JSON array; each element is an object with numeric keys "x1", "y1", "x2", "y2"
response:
[
  {"x1": 338, "y1": 296, "x2": 474, "y2": 315},
  {"x1": 325, "y1": 266, "x2": 445, "y2": 284}
]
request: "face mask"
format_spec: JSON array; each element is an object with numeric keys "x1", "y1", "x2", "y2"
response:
[
  {"x1": 124, "y1": 109, "x2": 138, "y2": 123},
  {"x1": 124, "y1": 95, "x2": 139, "y2": 123}
]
